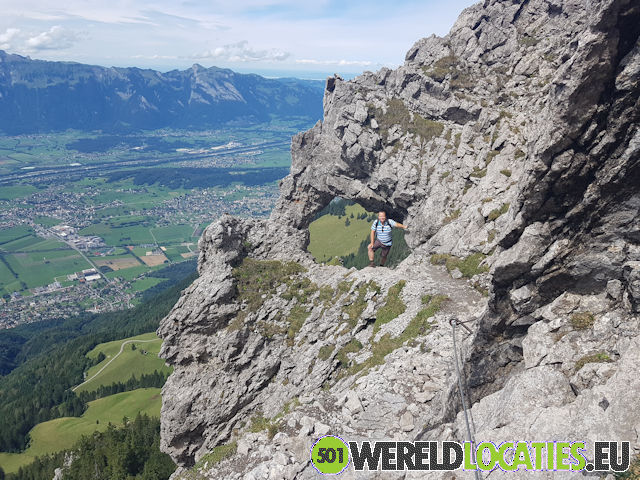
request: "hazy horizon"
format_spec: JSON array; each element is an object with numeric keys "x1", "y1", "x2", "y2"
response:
[{"x1": 0, "y1": 48, "x2": 360, "y2": 80}]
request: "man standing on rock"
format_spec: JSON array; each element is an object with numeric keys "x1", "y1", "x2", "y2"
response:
[{"x1": 368, "y1": 210, "x2": 407, "y2": 267}]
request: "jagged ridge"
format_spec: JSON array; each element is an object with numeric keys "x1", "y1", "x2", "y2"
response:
[{"x1": 0, "y1": 51, "x2": 323, "y2": 134}]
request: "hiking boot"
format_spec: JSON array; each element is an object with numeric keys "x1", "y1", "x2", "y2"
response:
[{"x1": 368, "y1": 261, "x2": 375, "y2": 268}]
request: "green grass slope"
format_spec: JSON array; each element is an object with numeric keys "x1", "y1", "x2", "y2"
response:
[
  {"x1": 307, "y1": 203, "x2": 373, "y2": 262},
  {"x1": 75, "y1": 332, "x2": 171, "y2": 393},
  {"x1": 0, "y1": 388, "x2": 162, "y2": 473}
]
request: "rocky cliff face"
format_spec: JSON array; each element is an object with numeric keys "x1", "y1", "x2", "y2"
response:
[{"x1": 157, "y1": 0, "x2": 640, "y2": 478}]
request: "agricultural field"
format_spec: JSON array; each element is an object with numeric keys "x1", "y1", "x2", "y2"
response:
[
  {"x1": 0, "y1": 229, "x2": 92, "y2": 296},
  {"x1": 161, "y1": 245, "x2": 193, "y2": 262},
  {"x1": 80, "y1": 222, "x2": 156, "y2": 246},
  {"x1": 6, "y1": 254, "x2": 89, "y2": 289},
  {"x1": 105, "y1": 264, "x2": 155, "y2": 281},
  {"x1": 32, "y1": 216, "x2": 62, "y2": 227},
  {"x1": 0, "y1": 185, "x2": 40, "y2": 201},
  {"x1": 0, "y1": 125, "x2": 308, "y2": 325},
  {"x1": 93, "y1": 255, "x2": 142, "y2": 271},
  {"x1": 151, "y1": 224, "x2": 196, "y2": 243},
  {"x1": 0, "y1": 388, "x2": 162, "y2": 473},
  {"x1": 0, "y1": 225, "x2": 34, "y2": 244},
  {"x1": 126, "y1": 276, "x2": 165, "y2": 294},
  {"x1": 0, "y1": 261, "x2": 18, "y2": 294}
]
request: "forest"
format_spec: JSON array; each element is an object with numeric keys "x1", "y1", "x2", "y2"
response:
[{"x1": 2, "y1": 414, "x2": 175, "y2": 480}]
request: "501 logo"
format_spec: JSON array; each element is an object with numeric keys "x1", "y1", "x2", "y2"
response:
[{"x1": 310, "y1": 435, "x2": 350, "y2": 474}]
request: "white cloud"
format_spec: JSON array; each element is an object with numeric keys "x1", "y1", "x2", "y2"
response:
[
  {"x1": 194, "y1": 40, "x2": 290, "y2": 62},
  {"x1": 295, "y1": 58, "x2": 374, "y2": 67},
  {"x1": 1, "y1": 0, "x2": 156, "y2": 25},
  {"x1": 0, "y1": 28, "x2": 21, "y2": 50},
  {"x1": 131, "y1": 54, "x2": 179, "y2": 60},
  {"x1": 25, "y1": 25, "x2": 83, "y2": 51},
  {"x1": 0, "y1": 0, "x2": 477, "y2": 73}
]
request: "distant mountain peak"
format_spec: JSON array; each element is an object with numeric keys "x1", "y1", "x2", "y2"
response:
[{"x1": 0, "y1": 54, "x2": 325, "y2": 134}]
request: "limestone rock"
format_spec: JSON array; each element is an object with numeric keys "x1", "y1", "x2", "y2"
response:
[{"x1": 158, "y1": 0, "x2": 640, "y2": 478}]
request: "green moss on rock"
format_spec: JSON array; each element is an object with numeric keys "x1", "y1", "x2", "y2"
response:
[
  {"x1": 570, "y1": 311, "x2": 595, "y2": 330},
  {"x1": 372, "y1": 98, "x2": 444, "y2": 145},
  {"x1": 430, "y1": 253, "x2": 489, "y2": 278}
]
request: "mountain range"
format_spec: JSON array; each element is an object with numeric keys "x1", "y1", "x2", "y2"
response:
[{"x1": 0, "y1": 51, "x2": 324, "y2": 134}]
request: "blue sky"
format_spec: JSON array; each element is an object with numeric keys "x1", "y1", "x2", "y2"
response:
[{"x1": 0, "y1": 0, "x2": 477, "y2": 78}]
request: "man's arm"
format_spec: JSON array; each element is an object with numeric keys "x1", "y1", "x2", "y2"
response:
[
  {"x1": 394, "y1": 222, "x2": 408, "y2": 230},
  {"x1": 370, "y1": 228, "x2": 375, "y2": 246}
]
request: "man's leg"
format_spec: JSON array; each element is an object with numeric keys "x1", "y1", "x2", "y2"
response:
[
  {"x1": 379, "y1": 246, "x2": 390, "y2": 266},
  {"x1": 368, "y1": 240, "x2": 378, "y2": 267}
]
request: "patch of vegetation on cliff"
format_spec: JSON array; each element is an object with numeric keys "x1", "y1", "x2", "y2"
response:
[
  {"x1": 443, "y1": 209, "x2": 461, "y2": 225},
  {"x1": 249, "y1": 414, "x2": 280, "y2": 440},
  {"x1": 318, "y1": 344, "x2": 335, "y2": 361},
  {"x1": 232, "y1": 258, "x2": 383, "y2": 342},
  {"x1": 315, "y1": 285, "x2": 335, "y2": 306},
  {"x1": 286, "y1": 305, "x2": 310, "y2": 344},
  {"x1": 247, "y1": 399, "x2": 300, "y2": 441},
  {"x1": 430, "y1": 253, "x2": 489, "y2": 278},
  {"x1": 283, "y1": 275, "x2": 319, "y2": 302},
  {"x1": 570, "y1": 311, "x2": 595, "y2": 330},
  {"x1": 255, "y1": 320, "x2": 287, "y2": 338},
  {"x1": 190, "y1": 442, "x2": 237, "y2": 475},
  {"x1": 230, "y1": 258, "x2": 307, "y2": 325},
  {"x1": 487, "y1": 203, "x2": 510, "y2": 221},
  {"x1": 412, "y1": 295, "x2": 449, "y2": 330},
  {"x1": 574, "y1": 352, "x2": 611, "y2": 371},
  {"x1": 335, "y1": 339, "x2": 364, "y2": 368},
  {"x1": 371, "y1": 98, "x2": 444, "y2": 144},
  {"x1": 422, "y1": 55, "x2": 473, "y2": 89},
  {"x1": 372, "y1": 281, "x2": 406, "y2": 335},
  {"x1": 519, "y1": 35, "x2": 540, "y2": 47},
  {"x1": 470, "y1": 166, "x2": 487, "y2": 178},
  {"x1": 340, "y1": 280, "x2": 381, "y2": 331},
  {"x1": 338, "y1": 295, "x2": 448, "y2": 379},
  {"x1": 486, "y1": 150, "x2": 500, "y2": 165}
]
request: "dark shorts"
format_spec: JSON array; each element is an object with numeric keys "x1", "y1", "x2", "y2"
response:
[{"x1": 371, "y1": 239, "x2": 391, "y2": 256}]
